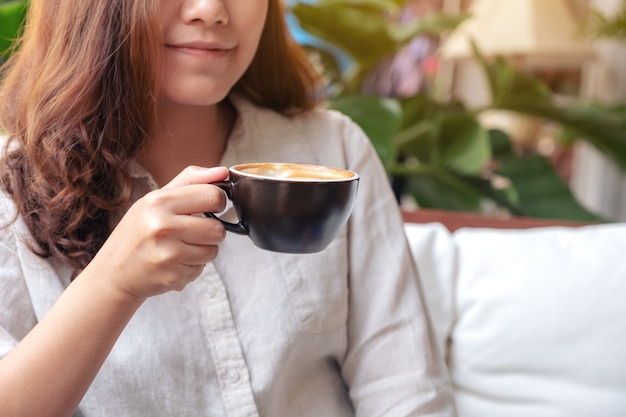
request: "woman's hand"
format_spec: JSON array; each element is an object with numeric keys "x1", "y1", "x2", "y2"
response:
[
  {"x1": 85, "y1": 166, "x2": 229, "y2": 301},
  {"x1": 0, "y1": 166, "x2": 230, "y2": 417}
]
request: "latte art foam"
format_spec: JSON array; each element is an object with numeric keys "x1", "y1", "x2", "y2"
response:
[{"x1": 236, "y1": 163, "x2": 356, "y2": 181}]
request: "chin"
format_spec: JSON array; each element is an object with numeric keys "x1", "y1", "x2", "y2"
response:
[{"x1": 165, "y1": 89, "x2": 231, "y2": 108}]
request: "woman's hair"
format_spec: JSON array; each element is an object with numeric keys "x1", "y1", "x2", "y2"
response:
[
  {"x1": 0, "y1": 0, "x2": 323, "y2": 270},
  {"x1": 234, "y1": 0, "x2": 324, "y2": 112}
]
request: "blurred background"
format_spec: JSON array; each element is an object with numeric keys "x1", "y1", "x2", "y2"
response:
[{"x1": 285, "y1": 0, "x2": 626, "y2": 222}]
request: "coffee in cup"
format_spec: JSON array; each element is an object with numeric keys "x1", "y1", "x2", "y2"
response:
[{"x1": 204, "y1": 162, "x2": 359, "y2": 253}]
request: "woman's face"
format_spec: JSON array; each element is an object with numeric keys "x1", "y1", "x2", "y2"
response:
[{"x1": 159, "y1": 0, "x2": 269, "y2": 107}]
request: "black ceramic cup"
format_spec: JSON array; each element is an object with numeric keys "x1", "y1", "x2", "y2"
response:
[{"x1": 204, "y1": 162, "x2": 359, "y2": 253}]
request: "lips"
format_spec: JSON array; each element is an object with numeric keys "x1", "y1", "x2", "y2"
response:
[{"x1": 166, "y1": 41, "x2": 233, "y2": 57}]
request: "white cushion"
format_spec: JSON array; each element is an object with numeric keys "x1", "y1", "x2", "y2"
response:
[
  {"x1": 405, "y1": 222, "x2": 626, "y2": 417},
  {"x1": 405, "y1": 222, "x2": 456, "y2": 354}
]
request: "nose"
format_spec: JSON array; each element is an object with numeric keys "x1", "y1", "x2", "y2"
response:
[{"x1": 181, "y1": 0, "x2": 229, "y2": 27}]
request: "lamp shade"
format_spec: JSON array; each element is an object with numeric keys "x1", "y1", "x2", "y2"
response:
[{"x1": 441, "y1": 0, "x2": 594, "y2": 63}]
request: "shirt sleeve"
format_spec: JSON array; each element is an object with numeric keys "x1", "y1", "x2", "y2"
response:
[
  {"x1": 0, "y1": 201, "x2": 38, "y2": 359},
  {"x1": 338, "y1": 118, "x2": 457, "y2": 416}
]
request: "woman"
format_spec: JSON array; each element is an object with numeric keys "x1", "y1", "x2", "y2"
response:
[{"x1": 0, "y1": 0, "x2": 456, "y2": 416}]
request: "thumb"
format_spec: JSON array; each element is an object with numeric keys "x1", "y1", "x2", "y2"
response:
[{"x1": 162, "y1": 166, "x2": 229, "y2": 190}]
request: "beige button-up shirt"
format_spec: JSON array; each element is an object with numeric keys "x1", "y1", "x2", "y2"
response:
[{"x1": 0, "y1": 96, "x2": 456, "y2": 416}]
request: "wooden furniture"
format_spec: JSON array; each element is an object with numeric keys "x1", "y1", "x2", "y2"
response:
[{"x1": 401, "y1": 208, "x2": 589, "y2": 232}]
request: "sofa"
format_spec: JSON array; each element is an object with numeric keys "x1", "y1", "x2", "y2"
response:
[{"x1": 402, "y1": 209, "x2": 626, "y2": 417}]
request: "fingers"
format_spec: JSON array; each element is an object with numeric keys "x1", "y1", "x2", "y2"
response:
[
  {"x1": 162, "y1": 166, "x2": 229, "y2": 190},
  {"x1": 177, "y1": 216, "x2": 227, "y2": 246},
  {"x1": 174, "y1": 239, "x2": 221, "y2": 266},
  {"x1": 149, "y1": 166, "x2": 229, "y2": 216},
  {"x1": 147, "y1": 238, "x2": 220, "y2": 269},
  {"x1": 143, "y1": 185, "x2": 227, "y2": 217}
]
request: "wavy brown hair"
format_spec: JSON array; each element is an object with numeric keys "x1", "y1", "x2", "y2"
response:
[{"x1": 0, "y1": 0, "x2": 323, "y2": 271}]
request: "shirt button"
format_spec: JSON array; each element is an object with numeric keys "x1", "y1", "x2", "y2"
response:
[
  {"x1": 227, "y1": 370, "x2": 241, "y2": 384},
  {"x1": 207, "y1": 286, "x2": 218, "y2": 299}
]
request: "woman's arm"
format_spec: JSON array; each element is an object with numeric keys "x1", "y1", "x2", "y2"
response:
[
  {"x1": 0, "y1": 166, "x2": 228, "y2": 417},
  {"x1": 338, "y1": 122, "x2": 457, "y2": 416},
  {"x1": 0, "y1": 270, "x2": 143, "y2": 417}
]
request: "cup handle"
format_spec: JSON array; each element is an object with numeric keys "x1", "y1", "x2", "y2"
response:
[{"x1": 202, "y1": 181, "x2": 248, "y2": 235}]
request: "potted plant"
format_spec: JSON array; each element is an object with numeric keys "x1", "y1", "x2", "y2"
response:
[{"x1": 290, "y1": 0, "x2": 626, "y2": 221}]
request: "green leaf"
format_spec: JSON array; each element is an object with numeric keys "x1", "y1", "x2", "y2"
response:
[
  {"x1": 329, "y1": 95, "x2": 403, "y2": 168},
  {"x1": 488, "y1": 128, "x2": 515, "y2": 158},
  {"x1": 0, "y1": 0, "x2": 27, "y2": 59},
  {"x1": 404, "y1": 170, "x2": 484, "y2": 212},
  {"x1": 438, "y1": 115, "x2": 491, "y2": 175},
  {"x1": 291, "y1": 2, "x2": 399, "y2": 73},
  {"x1": 395, "y1": 98, "x2": 490, "y2": 175},
  {"x1": 494, "y1": 153, "x2": 605, "y2": 222}
]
